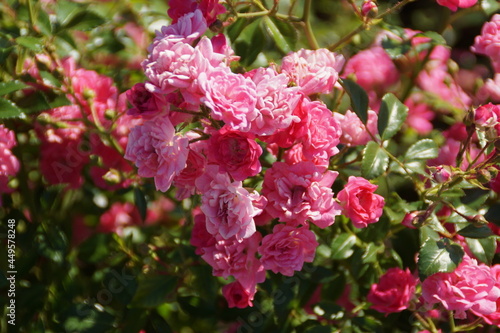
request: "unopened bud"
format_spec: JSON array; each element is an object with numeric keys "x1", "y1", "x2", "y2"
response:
[
  {"x1": 466, "y1": 214, "x2": 488, "y2": 226},
  {"x1": 402, "y1": 211, "x2": 421, "y2": 229},
  {"x1": 361, "y1": 0, "x2": 378, "y2": 17},
  {"x1": 431, "y1": 165, "x2": 452, "y2": 183},
  {"x1": 477, "y1": 168, "x2": 492, "y2": 184},
  {"x1": 103, "y1": 169, "x2": 121, "y2": 184}
]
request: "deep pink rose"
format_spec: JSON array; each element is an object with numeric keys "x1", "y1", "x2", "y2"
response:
[
  {"x1": 173, "y1": 149, "x2": 206, "y2": 200},
  {"x1": 207, "y1": 128, "x2": 262, "y2": 181},
  {"x1": 168, "y1": 0, "x2": 226, "y2": 25},
  {"x1": 475, "y1": 103, "x2": 500, "y2": 133},
  {"x1": 262, "y1": 161, "x2": 340, "y2": 228},
  {"x1": 126, "y1": 82, "x2": 167, "y2": 118},
  {"x1": 190, "y1": 210, "x2": 217, "y2": 255},
  {"x1": 436, "y1": 0, "x2": 477, "y2": 11},
  {"x1": 404, "y1": 95, "x2": 435, "y2": 135},
  {"x1": 336, "y1": 176, "x2": 385, "y2": 228},
  {"x1": 99, "y1": 202, "x2": 141, "y2": 236},
  {"x1": 0, "y1": 125, "x2": 19, "y2": 197},
  {"x1": 222, "y1": 281, "x2": 256, "y2": 308},
  {"x1": 281, "y1": 48, "x2": 345, "y2": 96},
  {"x1": 259, "y1": 224, "x2": 318, "y2": 276},
  {"x1": 367, "y1": 267, "x2": 418, "y2": 314},
  {"x1": 422, "y1": 255, "x2": 500, "y2": 319}
]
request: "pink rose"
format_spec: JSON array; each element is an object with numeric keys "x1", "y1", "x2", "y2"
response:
[
  {"x1": 404, "y1": 95, "x2": 435, "y2": 135},
  {"x1": 173, "y1": 149, "x2": 206, "y2": 200},
  {"x1": 0, "y1": 125, "x2": 19, "y2": 197},
  {"x1": 422, "y1": 255, "x2": 500, "y2": 319},
  {"x1": 480, "y1": 265, "x2": 500, "y2": 326},
  {"x1": 199, "y1": 67, "x2": 258, "y2": 132},
  {"x1": 258, "y1": 224, "x2": 318, "y2": 276},
  {"x1": 167, "y1": 0, "x2": 226, "y2": 26},
  {"x1": 336, "y1": 176, "x2": 385, "y2": 228},
  {"x1": 126, "y1": 82, "x2": 167, "y2": 118},
  {"x1": 367, "y1": 267, "x2": 418, "y2": 314},
  {"x1": 334, "y1": 109, "x2": 378, "y2": 146},
  {"x1": 99, "y1": 202, "x2": 141, "y2": 236},
  {"x1": 475, "y1": 103, "x2": 500, "y2": 132},
  {"x1": 436, "y1": 0, "x2": 477, "y2": 11},
  {"x1": 124, "y1": 116, "x2": 189, "y2": 192},
  {"x1": 222, "y1": 281, "x2": 256, "y2": 308},
  {"x1": 262, "y1": 161, "x2": 340, "y2": 228},
  {"x1": 207, "y1": 127, "x2": 262, "y2": 181},
  {"x1": 196, "y1": 165, "x2": 264, "y2": 240},
  {"x1": 190, "y1": 210, "x2": 217, "y2": 255},
  {"x1": 153, "y1": 10, "x2": 207, "y2": 47},
  {"x1": 281, "y1": 48, "x2": 344, "y2": 96}
]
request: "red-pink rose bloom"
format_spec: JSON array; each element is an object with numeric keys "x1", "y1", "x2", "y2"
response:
[
  {"x1": 168, "y1": 0, "x2": 226, "y2": 26},
  {"x1": 99, "y1": 202, "x2": 141, "y2": 236},
  {"x1": 199, "y1": 67, "x2": 258, "y2": 132},
  {"x1": 190, "y1": 210, "x2": 217, "y2": 255},
  {"x1": 245, "y1": 67, "x2": 301, "y2": 136},
  {"x1": 196, "y1": 165, "x2": 265, "y2": 240},
  {"x1": 367, "y1": 267, "x2": 418, "y2": 314},
  {"x1": 263, "y1": 161, "x2": 340, "y2": 228},
  {"x1": 436, "y1": 0, "x2": 477, "y2": 11},
  {"x1": 343, "y1": 46, "x2": 399, "y2": 96},
  {"x1": 125, "y1": 116, "x2": 189, "y2": 192},
  {"x1": 207, "y1": 128, "x2": 262, "y2": 181},
  {"x1": 258, "y1": 224, "x2": 318, "y2": 276},
  {"x1": 422, "y1": 255, "x2": 500, "y2": 319},
  {"x1": 475, "y1": 103, "x2": 500, "y2": 132},
  {"x1": 334, "y1": 109, "x2": 378, "y2": 146},
  {"x1": 173, "y1": 148, "x2": 206, "y2": 200},
  {"x1": 473, "y1": 15, "x2": 500, "y2": 72},
  {"x1": 0, "y1": 125, "x2": 20, "y2": 197},
  {"x1": 222, "y1": 281, "x2": 256, "y2": 308},
  {"x1": 281, "y1": 48, "x2": 345, "y2": 96},
  {"x1": 336, "y1": 176, "x2": 385, "y2": 228},
  {"x1": 126, "y1": 82, "x2": 167, "y2": 118}
]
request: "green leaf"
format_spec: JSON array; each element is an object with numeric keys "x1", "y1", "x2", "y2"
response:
[
  {"x1": 341, "y1": 79, "x2": 368, "y2": 124},
  {"x1": 381, "y1": 36, "x2": 411, "y2": 58},
  {"x1": 415, "y1": 31, "x2": 447, "y2": 45},
  {"x1": 134, "y1": 188, "x2": 148, "y2": 222},
  {"x1": 263, "y1": 16, "x2": 294, "y2": 54},
  {"x1": 362, "y1": 141, "x2": 389, "y2": 179},
  {"x1": 63, "y1": 10, "x2": 106, "y2": 31},
  {"x1": 466, "y1": 237, "x2": 496, "y2": 265},
  {"x1": 377, "y1": 93, "x2": 408, "y2": 140},
  {"x1": 0, "y1": 81, "x2": 28, "y2": 96},
  {"x1": 234, "y1": 19, "x2": 266, "y2": 66},
  {"x1": 405, "y1": 139, "x2": 439, "y2": 161},
  {"x1": 37, "y1": 9, "x2": 52, "y2": 35},
  {"x1": 0, "y1": 97, "x2": 23, "y2": 118},
  {"x1": 362, "y1": 242, "x2": 382, "y2": 263},
  {"x1": 482, "y1": 0, "x2": 500, "y2": 16},
  {"x1": 39, "y1": 71, "x2": 62, "y2": 87},
  {"x1": 457, "y1": 224, "x2": 494, "y2": 239},
  {"x1": 16, "y1": 36, "x2": 43, "y2": 52},
  {"x1": 130, "y1": 275, "x2": 177, "y2": 308},
  {"x1": 330, "y1": 233, "x2": 356, "y2": 260},
  {"x1": 418, "y1": 238, "x2": 464, "y2": 280}
]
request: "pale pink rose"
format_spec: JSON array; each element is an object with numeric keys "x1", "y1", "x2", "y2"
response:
[
  {"x1": 422, "y1": 255, "x2": 500, "y2": 319},
  {"x1": 124, "y1": 116, "x2": 189, "y2": 192},
  {"x1": 152, "y1": 10, "x2": 207, "y2": 48},
  {"x1": 167, "y1": 0, "x2": 226, "y2": 25},
  {"x1": 281, "y1": 48, "x2": 345, "y2": 96},
  {"x1": 336, "y1": 176, "x2": 385, "y2": 228},
  {"x1": 334, "y1": 110, "x2": 378, "y2": 146},
  {"x1": 472, "y1": 14, "x2": 500, "y2": 72},
  {"x1": 404, "y1": 95, "x2": 435, "y2": 135},
  {"x1": 99, "y1": 202, "x2": 141, "y2": 236},
  {"x1": 367, "y1": 267, "x2": 418, "y2": 314},
  {"x1": 196, "y1": 165, "x2": 264, "y2": 240},
  {"x1": 343, "y1": 46, "x2": 399, "y2": 96},
  {"x1": 480, "y1": 265, "x2": 500, "y2": 326},
  {"x1": 201, "y1": 232, "x2": 265, "y2": 292},
  {"x1": 259, "y1": 224, "x2": 318, "y2": 276},
  {"x1": 262, "y1": 161, "x2": 340, "y2": 228},
  {"x1": 478, "y1": 74, "x2": 500, "y2": 103},
  {"x1": 0, "y1": 125, "x2": 20, "y2": 197},
  {"x1": 301, "y1": 99, "x2": 342, "y2": 163},
  {"x1": 245, "y1": 67, "x2": 301, "y2": 136},
  {"x1": 143, "y1": 37, "x2": 225, "y2": 106},
  {"x1": 222, "y1": 281, "x2": 257, "y2": 308},
  {"x1": 207, "y1": 127, "x2": 262, "y2": 181},
  {"x1": 199, "y1": 67, "x2": 258, "y2": 131}
]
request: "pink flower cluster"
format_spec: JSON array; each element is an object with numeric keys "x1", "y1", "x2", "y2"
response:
[
  {"x1": 473, "y1": 14, "x2": 500, "y2": 73},
  {"x1": 124, "y1": 3, "x2": 388, "y2": 308},
  {"x1": 0, "y1": 125, "x2": 20, "y2": 201}
]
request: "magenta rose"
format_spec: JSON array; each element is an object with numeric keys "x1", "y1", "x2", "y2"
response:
[
  {"x1": 367, "y1": 267, "x2": 418, "y2": 314},
  {"x1": 222, "y1": 281, "x2": 255, "y2": 308},
  {"x1": 258, "y1": 224, "x2": 318, "y2": 276},
  {"x1": 336, "y1": 176, "x2": 385, "y2": 228}
]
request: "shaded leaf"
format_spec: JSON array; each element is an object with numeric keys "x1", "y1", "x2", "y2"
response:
[
  {"x1": 0, "y1": 81, "x2": 28, "y2": 95},
  {"x1": 0, "y1": 97, "x2": 23, "y2": 118},
  {"x1": 234, "y1": 19, "x2": 266, "y2": 66},
  {"x1": 482, "y1": 0, "x2": 500, "y2": 15},
  {"x1": 263, "y1": 16, "x2": 293, "y2": 54},
  {"x1": 331, "y1": 233, "x2": 356, "y2": 260},
  {"x1": 377, "y1": 93, "x2": 408, "y2": 140},
  {"x1": 466, "y1": 237, "x2": 496, "y2": 265},
  {"x1": 16, "y1": 36, "x2": 43, "y2": 52},
  {"x1": 63, "y1": 10, "x2": 105, "y2": 31},
  {"x1": 134, "y1": 188, "x2": 148, "y2": 222},
  {"x1": 457, "y1": 224, "x2": 494, "y2": 239},
  {"x1": 130, "y1": 275, "x2": 177, "y2": 308},
  {"x1": 418, "y1": 238, "x2": 464, "y2": 280},
  {"x1": 362, "y1": 141, "x2": 389, "y2": 179},
  {"x1": 341, "y1": 79, "x2": 368, "y2": 124}
]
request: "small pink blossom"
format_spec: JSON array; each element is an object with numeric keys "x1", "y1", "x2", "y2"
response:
[
  {"x1": 222, "y1": 281, "x2": 256, "y2": 308},
  {"x1": 334, "y1": 109, "x2": 378, "y2": 146},
  {"x1": 207, "y1": 128, "x2": 262, "y2": 181},
  {"x1": 367, "y1": 267, "x2": 418, "y2": 314},
  {"x1": 124, "y1": 116, "x2": 189, "y2": 192},
  {"x1": 262, "y1": 161, "x2": 340, "y2": 228},
  {"x1": 422, "y1": 255, "x2": 500, "y2": 319},
  {"x1": 196, "y1": 166, "x2": 264, "y2": 240},
  {"x1": 281, "y1": 48, "x2": 345, "y2": 96},
  {"x1": 436, "y1": 0, "x2": 477, "y2": 11},
  {"x1": 0, "y1": 125, "x2": 20, "y2": 197},
  {"x1": 99, "y1": 202, "x2": 141, "y2": 236},
  {"x1": 336, "y1": 176, "x2": 385, "y2": 228},
  {"x1": 404, "y1": 96, "x2": 435, "y2": 135},
  {"x1": 258, "y1": 224, "x2": 318, "y2": 276}
]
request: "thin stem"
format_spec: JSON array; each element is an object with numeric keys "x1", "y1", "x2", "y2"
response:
[{"x1": 303, "y1": 0, "x2": 319, "y2": 49}]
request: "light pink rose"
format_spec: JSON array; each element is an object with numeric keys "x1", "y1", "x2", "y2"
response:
[
  {"x1": 436, "y1": 0, "x2": 477, "y2": 11},
  {"x1": 367, "y1": 267, "x2": 418, "y2": 314},
  {"x1": 222, "y1": 281, "x2": 256, "y2": 308},
  {"x1": 196, "y1": 165, "x2": 264, "y2": 240},
  {"x1": 336, "y1": 176, "x2": 385, "y2": 228},
  {"x1": 480, "y1": 265, "x2": 500, "y2": 326},
  {"x1": 153, "y1": 10, "x2": 207, "y2": 47},
  {"x1": 206, "y1": 127, "x2": 262, "y2": 181},
  {"x1": 99, "y1": 202, "x2": 141, "y2": 236},
  {"x1": 478, "y1": 74, "x2": 500, "y2": 103},
  {"x1": 124, "y1": 116, "x2": 189, "y2": 192},
  {"x1": 281, "y1": 48, "x2": 345, "y2": 96},
  {"x1": 258, "y1": 224, "x2": 318, "y2": 276},
  {"x1": 199, "y1": 67, "x2": 258, "y2": 131},
  {"x1": 343, "y1": 46, "x2": 399, "y2": 96},
  {"x1": 422, "y1": 255, "x2": 500, "y2": 319},
  {"x1": 334, "y1": 109, "x2": 378, "y2": 146},
  {"x1": 245, "y1": 67, "x2": 301, "y2": 136},
  {"x1": 262, "y1": 161, "x2": 340, "y2": 228}
]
